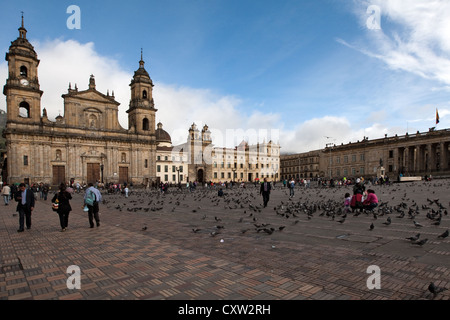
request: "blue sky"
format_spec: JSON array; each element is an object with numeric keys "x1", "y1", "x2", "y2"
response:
[{"x1": 1, "y1": 0, "x2": 450, "y2": 153}]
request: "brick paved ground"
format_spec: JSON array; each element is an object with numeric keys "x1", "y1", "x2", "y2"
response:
[{"x1": 0, "y1": 180, "x2": 449, "y2": 301}]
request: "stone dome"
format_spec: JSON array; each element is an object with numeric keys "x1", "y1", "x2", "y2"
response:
[{"x1": 156, "y1": 122, "x2": 171, "y2": 144}]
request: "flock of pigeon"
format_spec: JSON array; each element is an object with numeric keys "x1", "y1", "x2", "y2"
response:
[{"x1": 102, "y1": 180, "x2": 449, "y2": 299}]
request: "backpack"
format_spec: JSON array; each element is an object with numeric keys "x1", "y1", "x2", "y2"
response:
[{"x1": 85, "y1": 189, "x2": 96, "y2": 206}]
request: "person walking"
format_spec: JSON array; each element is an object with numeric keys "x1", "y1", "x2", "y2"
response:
[
  {"x1": 260, "y1": 178, "x2": 272, "y2": 208},
  {"x1": 84, "y1": 182, "x2": 102, "y2": 228},
  {"x1": 14, "y1": 183, "x2": 35, "y2": 232},
  {"x1": 2, "y1": 183, "x2": 11, "y2": 206},
  {"x1": 52, "y1": 183, "x2": 72, "y2": 232},
  {"x1": 289, "y1": 178, "x2": 295, "y2": 198}
]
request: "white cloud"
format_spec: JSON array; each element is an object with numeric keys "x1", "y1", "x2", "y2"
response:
[{"x1": 351, "y1": 0, "x2": 450, "y2": 86}]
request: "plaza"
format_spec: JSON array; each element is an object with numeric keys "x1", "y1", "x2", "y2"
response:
[{"x1": 0, "y1": 180, "x2": 448, "y2": 301}]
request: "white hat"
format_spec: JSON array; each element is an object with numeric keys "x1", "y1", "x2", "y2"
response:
[{"x1": 356, "y1": 178, "x2": 361, "y2": 183}]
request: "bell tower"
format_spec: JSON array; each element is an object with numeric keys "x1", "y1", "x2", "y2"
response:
[
  {"x1": 127, "y1": 49, "x2": 157, "y2": 135},
  {"x1": 3, "y1": 14, "x2": 43, "y2": 123}
]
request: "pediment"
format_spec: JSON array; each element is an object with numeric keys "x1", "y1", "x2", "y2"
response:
[{"x1": 63, "y1": 89, "x2": 120, "y2": 105}]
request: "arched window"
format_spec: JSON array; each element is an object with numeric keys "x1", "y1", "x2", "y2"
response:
[
  {"x1": 142, "y1": 118, "x2": 149, "y2": 131},
  {"x1": 142, "y1": 90, "x2": 147, "y2": 99},
  {"x1": 19, "y1": 101, "x2": 30, "y2": 118},
  {"x1": 20, "y1": 66, "x2": 28, "y2": 78}
]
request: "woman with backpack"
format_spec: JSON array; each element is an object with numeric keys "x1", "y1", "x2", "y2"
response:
[{"x1": 52, "y1": 183, "x2": 72, "y2": 232}]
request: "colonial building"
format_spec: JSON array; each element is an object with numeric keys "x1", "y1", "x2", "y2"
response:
[
  {"x1": 2, "y1": 19, "x2": 281, "y2": 186},
  {"x1": 3, "y1": 19, "x2": 157, "y2": 186},
  {"x1": 156, "y1": 122, "x2": 281, "y2": 184}
]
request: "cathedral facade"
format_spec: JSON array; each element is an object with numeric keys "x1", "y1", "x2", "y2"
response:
[
  {"x1": 3, "y1": 20, "x2": 158, "y2": 186},
  {"x1": 2, "y1": 20, "x2": 281, "y2": 186}
]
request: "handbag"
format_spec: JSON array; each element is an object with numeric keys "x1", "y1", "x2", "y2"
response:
[
  {"x1": 52, "y1": 199, "x2": 59, "y2": 212},
  {"x1": 83, "y1": 205, "x2": 89, "y2": 212}
]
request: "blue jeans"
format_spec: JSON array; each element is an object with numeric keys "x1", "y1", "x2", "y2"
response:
[
  {"x1": 3, "y1": 195, "x2": 9, "y2": 205},
  {"x1": 290, "y1": 188, "x2": 294, "y2": 197}
]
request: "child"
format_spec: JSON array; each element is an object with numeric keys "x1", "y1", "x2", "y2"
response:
[{"x1": 344, "y1": 192, "x2": 351, "y2": 213}]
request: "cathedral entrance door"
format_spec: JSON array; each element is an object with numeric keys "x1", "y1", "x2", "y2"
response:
[
  {"x1": 119, "y1": 167, "x2": 129, "y2": 184},
  {"x1": 197, "y1": 169, "x2": 204, "y2": 183},
  {"x1": 87, "y1": 163, "x2": 100, "y2": 184},
  {"x1": 53, "y1": 165, "x2": 66, "y2": 185}
]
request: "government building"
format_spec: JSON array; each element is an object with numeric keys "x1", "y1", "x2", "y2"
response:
[
  {"x1": 281, "y1": 129, "x2": 450, "y2": 182},
  {"x1": 1, "y1": 19, "x2": 280, "y2": 186}
]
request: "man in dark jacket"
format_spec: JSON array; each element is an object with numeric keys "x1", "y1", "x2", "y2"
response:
[
  {"x1": 260, "y1": 178, "x2": 272, "y2": 208},
  {"x1": 15, "y1": 183, "x2": 35, "y2": 232}
]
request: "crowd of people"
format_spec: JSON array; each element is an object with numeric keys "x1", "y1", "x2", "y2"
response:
[{"x1": 1, "y1": 173, "x2": 387, "y2": 233}]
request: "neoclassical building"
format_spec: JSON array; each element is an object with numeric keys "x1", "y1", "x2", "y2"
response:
[
  {"x1": 3, "y1": 19, "x2": 158, "y2": 186},
  {"x1": 281, "y1": 130, "x2": 450, "y2": 181}
]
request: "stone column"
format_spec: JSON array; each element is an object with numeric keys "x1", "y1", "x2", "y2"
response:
[
  {"x1": 409, "y1": 147, "x2": 415, "y2": 174},
  {"x1": 428, "y1": 144, "x2": 437, "y2": 172},
  {"x1": 440, "y1": 142, "x2": 448, "y2": 172},
  {"x1": 416, "y1": 145, "x2": 425, "y2": 173}
]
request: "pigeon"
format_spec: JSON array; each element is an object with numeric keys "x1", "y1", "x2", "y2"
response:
[
  {"x1": 382, "y1": 217, "x2": 391, "y2": 226},
  {"x1": 413, "y1": 238, "x2": 428, "y2": 246},
  {"x1": 215, "y1": 216, "x2": 222, "y2": 222},
  {"x1": 192, "y1": 228, "x2": 201, "y2": 233},
  {"x1": 369, "y1": 223, "x2": 374, "y2": 231},
  {"x1": 438, "y1": 229, "x2": 449, "y2": 239},
  {"x1": 413, "y1": 220, "x2": 423, "y2": 228},
  {"x1": 406, "y1": 233, "x2": 420, "y2": 241},
  {"x1": 428, "y1": 282, "x2": 446, "y2": 299},
  {"x1": 210, "y1": 231, "x2": 220, "y2": 237}
]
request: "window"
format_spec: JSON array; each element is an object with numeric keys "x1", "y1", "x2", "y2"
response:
[
  {"x1": 172, "y1": 166, "x2": 176, "y2": 172},
  {"x1": 164, "y1": 175, "x2": 168, "y2": 182},
  {"x1": 344, "y1": 156, "x2": 348, "y2": 163},
  {"x1": 179, "y1": 166, "x2": 183, "y2": 173},
  {"x1": 172, "y1": 175, "x2": 176, "y2": 182},
  {"x1": 352, "y1": 155, "x2": 356, "y2": 162},
  {"x1": 360, "y1": 154, "x2": 365, "y2": 161},
  {"x1": 23, "y1": 155, "x2": 28, "y2": 166},
  {"x1": 360, "y1": 167, "x2": 365, "y2": 175},
  {"x1": 351, "y1": 168, "x2": 356, "y2": 175},
  {"x1": 221, "y1": 172, "x2": 224, "y2": 179},
  {"x1": 164, "y1": 165, "x2": 168, "y2": 172},
  {"x1": 180, "y1": 174, "x2": 183, "y2": 181},
  {"x1": 389, "y1": 150, "x2": 394, "y2": 158},
  {"x1": 145, "y1": 159, "x2": 148, "y2": 168},
  {"x1": 157, "y1": 165, "x2": 161, "y2": 172},
  {"x1": 157, "y1": 156, "x2": 161, "y2": 161},
  {"x1": 228, "y1": 172, "x2": 231, "y2": 179},
  {"x1": 142, "y1": 118, "x2": 149, "y2": 131},
  {"x1": 20, "y1": 66, "x2": 28, "y2": 77},
  {"x1": 19, "y1": 101, "x2": 30, "y2": 118},
  {"x1": 143, "y1": 90, "x2": 147, "y2": 99},
  {"x1": 214, "y1": 172, "x2": 217, "y2": 179}
]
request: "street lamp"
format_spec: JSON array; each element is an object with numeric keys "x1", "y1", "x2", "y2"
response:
[
  {"x1": 176, "y1": 166, "x2": 180, "y2": 184},
  {"x1": 326, "y1": 143, "x2": 333, "y2": 179},
  {"x1": 100, "y1": 164, "x2": 104, "y2": 184}
]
